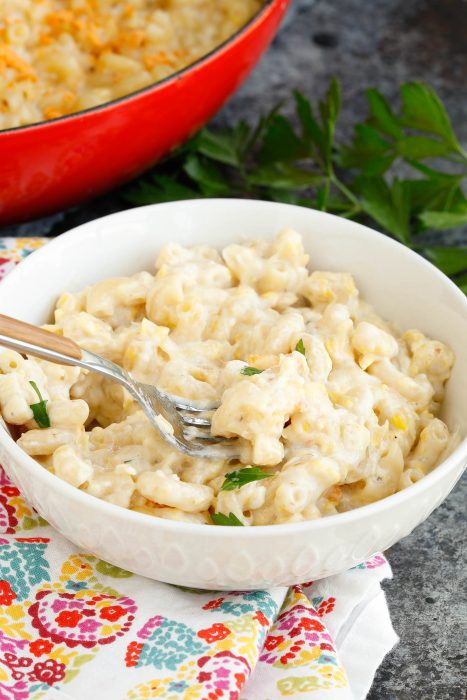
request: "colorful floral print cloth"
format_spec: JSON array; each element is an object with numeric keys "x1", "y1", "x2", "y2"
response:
[{"x1": 0, "y1": 240, "x2": 398, "y2": 700}]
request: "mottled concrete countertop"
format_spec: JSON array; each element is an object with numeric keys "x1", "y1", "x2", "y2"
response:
[{"x1": 2, "y1": 1, "x2": 466, "y2": 697}]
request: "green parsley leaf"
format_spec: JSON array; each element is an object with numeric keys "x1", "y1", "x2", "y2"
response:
[
  {"x1": 259, "y1": 114, "x2": 306, "y2": 164},
  {"x1": 400, "y1": 82, "x2": 463, "y2": 155},
  {"x1": 318, "y1": 76, "x2": 341, "y2": 168},
  {"x1": 294, "y1": 89, "x2": 326, "y2": 159},
  {"x1": 247, "y1": 163, "x2": 321, "y2": 190},
  {"x1": 424, "y1": 247, "x2": 467, "y2": 276},
  {"x1": 403, "y1": 176, "x2": 463, "y2": 219},
  {"x1": 241, "y1": 366, "x2": 264, "y2": 376},
  {"x1": 29, "y1": 381, "x2": 50, "y2": 429},
  {"x1": 356, "y1": 176, "x2": 410, "y2": 244},
  {"x1": 419, "y1": 211, "x2": 467, "y2": 231},
  {"x1": 210, "y1": 512, "x2": 244, "y2": 526},
  {"x1": 320, "y1": 76, "x2": 341, "y2": 131},
  {"x1": 340, "y1": 123, "x2": 395, "y2": 176},
  {"x1": 396, "y1": 136, "x2": 451, "y2": 160},
  {"x1": 183, "y1": 154, "x2": 231, "y2": 196},
  {"x1": 295, "y1": 338, "x2": 306, "y2": 355},
  {"x1": 221, "y1": 466, "x2": 271, "y2": 491},
  {"x1": 245, "y1": 101, "x2": 285, "y2": 154},
  {"x1": 365, "y1": 88, "x2": 402, "y2": 141},
  {"x1": 196, "y1": 125, "x2": 249, "y2": 167},
  {"x1": 125, "y1": 174, "x2": 201, "y2": 205}
]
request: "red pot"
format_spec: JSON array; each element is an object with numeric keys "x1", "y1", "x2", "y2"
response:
[{"x1": 0, "y1": 0, "x2": 290, "y2": 224}]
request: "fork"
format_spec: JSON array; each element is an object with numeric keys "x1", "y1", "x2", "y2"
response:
[{"x1": 0, "y1": 314, "x2": 237, "y2": 459}]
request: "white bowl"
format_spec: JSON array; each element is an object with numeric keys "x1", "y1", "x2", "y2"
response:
[{"x1": 0, "y1": 200, "x2": 465, "y2": 590}]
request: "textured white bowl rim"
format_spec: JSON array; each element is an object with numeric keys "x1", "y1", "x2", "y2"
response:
[{"x1": 1, "y1": 199, "x2": 466, "y2": 539}]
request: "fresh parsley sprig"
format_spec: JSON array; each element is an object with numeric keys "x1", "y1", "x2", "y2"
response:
[
  {"x1": 29, "y1": 381, "x2": 50, "y2": 428},
  {"x1": 295, "y1": 338, "x2": 306, "y2": 355},
  {"x1": 221, "y1": 466, "x2": 271, "y2": 491},
  {"x1": 240, "y1": 366, "x2": 264, "y2": 376},
  {"x1": 210, "y1": 511, "x2": 244, "y2": 526},
  {"x1": 125, "y1": 80, "x2": 466, "y2": 294}
]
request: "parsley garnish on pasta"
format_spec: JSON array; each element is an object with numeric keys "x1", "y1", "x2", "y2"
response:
[
  {"x1": 29, "y1": 381, "x2": 50, "y2": 428},
  {"x1": 210, "y1": 512, "x2": 244, "y2": 526},
  {"x1": 221, "y1": 466, "x2": 271, "y2": 491},
  {"x1": 295, "y1": 338, "x2": 306, "y2": 355},
  {"x1": 241, "y1": 366, "x2": 264, "y2": 376}
]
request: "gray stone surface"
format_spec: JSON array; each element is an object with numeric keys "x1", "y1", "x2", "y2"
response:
[
  {"x1": 368, "y1": 478, "x2": 466, "y2": 700},
  {"x1": 1, "y1": 0, "x2": 466, "y2": 697}
]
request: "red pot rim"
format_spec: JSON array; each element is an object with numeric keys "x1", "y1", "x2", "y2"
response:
[{"x1": 0, "y1": 0, "x2": 282, "y2": 137}]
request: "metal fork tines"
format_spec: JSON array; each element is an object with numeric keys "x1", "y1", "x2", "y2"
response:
[
  {"x1": 75, "y1": 351, "x2": 237, "y2": 459},
  {"x1": 0, "y1": 314, "x2": 238, "y2": 460},
  {"x1": 134, "y1": 384, "x2": 238, "y2": 459}
]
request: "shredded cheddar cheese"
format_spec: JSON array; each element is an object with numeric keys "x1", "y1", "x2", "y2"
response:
[{"x1": 0, "y1": 0, "x2": 262, "y2": 130}]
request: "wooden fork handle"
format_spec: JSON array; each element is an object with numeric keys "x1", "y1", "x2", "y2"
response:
[{"x1": 0, "y1": 313, "x2": 82, "y2": 362}]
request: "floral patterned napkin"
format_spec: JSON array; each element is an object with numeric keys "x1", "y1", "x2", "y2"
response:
[{"x1": 0, "y1": 240, "x2": 398, "y2": 700}]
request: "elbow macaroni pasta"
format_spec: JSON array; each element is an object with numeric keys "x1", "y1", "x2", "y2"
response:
[
  {"x1": 0, "y1": 229, "x2": 455, "y2": 525},
  {"x1": 0, "y1": 0, "x2": 262, "y2": 130}
]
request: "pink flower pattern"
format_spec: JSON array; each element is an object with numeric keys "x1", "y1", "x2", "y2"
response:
[{"x1": 28, "y1": 590, "x2": 136, "y2": 649}]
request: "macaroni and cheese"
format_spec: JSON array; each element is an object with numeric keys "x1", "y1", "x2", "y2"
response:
[
  {"x1": 0, "y1": 0, "x2": 262, "y2": 130},
  {"x1": 0, "y1": 230, "x2": 455, "y2": 525}
]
